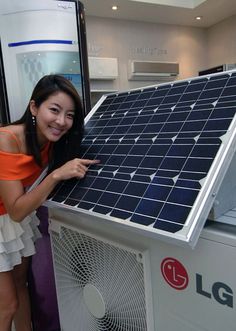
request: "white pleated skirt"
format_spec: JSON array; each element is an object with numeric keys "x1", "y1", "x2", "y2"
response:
[{"x1": 0, "y1": 212, "x2": 41, "y2": 272}]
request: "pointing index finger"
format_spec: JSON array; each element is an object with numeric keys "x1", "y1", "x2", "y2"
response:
[{"x1": 80, "y1": 159, "x2": 100, "y2": 165}]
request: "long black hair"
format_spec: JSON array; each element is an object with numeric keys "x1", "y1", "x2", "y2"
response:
[{"x1": 14, "y1": 74, "x2": 84, "y2": 170}]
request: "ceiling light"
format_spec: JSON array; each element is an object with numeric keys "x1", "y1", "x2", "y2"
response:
[
  {"x1": 195, "y1": 16, "x2": 202, "y2": 20},
  {"x1": 112, "y1": 5, "x2": 118, "y2": 11}
]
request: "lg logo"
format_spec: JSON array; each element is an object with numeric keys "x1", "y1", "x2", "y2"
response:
[
  {"x1": 161, "y1": 257, "x2": 233, "y2": 308},
  {"x1": 161, "y1": 257, "x2": 189, "y2": 290}
]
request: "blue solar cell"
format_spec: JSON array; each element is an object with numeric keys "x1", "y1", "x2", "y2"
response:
[
  {"x1": 184, "y1": 81, "x2": 207, "y2": 93},
  {"x1": 113, "y1": 125, "x2": 131, "y2": 134},
  {"x1": 118, "y1": 166, "x2": 136, "y2": 174},
  {"x1": 110, "y1": 209, "x2": 132, "y2": 220},
  {"x1": 205, "y1": 77, "x2": 229, "y2": 88},
  {"x1": 78, "y1": 201, "x2": 94, "y2": 210},
  {"x1": 222, "y1": 86, "x2": 236, "y2": 96},
  {"x1": 153, "y1": 220, "x2": 183, "y2": 233},
  {"x1": 79, "y1": 176, "x2": 96, "y2": 188},
  {"x1": 133, "y1": 115, "x2": 151, "y2": 124},
  {"x1": 122, "y1": 155, "x2": 144, "y2": 167},
  {"x1": 191, "y1": 144, "x2": 219, "y2": 158},
  {"x1": 130, "y1": 144, "x2": 150, "y2": 155},
  {"x1": 114, "y1": 172, "x2": 130, "y2": 181},
  {"x1": 63, "y1": 198, "x2": 78, "y2": 206},
  {"x1": 157, "y1": 203, "x2": 191, "y2": 224},
  {"x1": 167, "y1": 187, "x2": 199, "y2": 205},
  {"x1": 135, "y1": 199, "x2": 163, "y2": 218},
  {"x1": 139, "y1": 156, "x2": 162, "y2": 168},
  {"x1": 70, "y1": 187, "x2": 87, "y2": 200},
  {"x1": 204, "y1": 118, "x2": 232, "y2": 131},
  {"x1": 92, "y1": 178, "x2": 111, "y2": 190},
  {"x1": 115, "y1": 195, "x2": 140, "y2": 212},
  {"x1": 163, "y1": 94, "x2": 183, "y2": 104},
  {"x1": 49, "y1": 71, "x2": 236, "y2": 246},
  {"x1": 181, "y1": 120, "x2": 205, "y2": 132},
  {"x1": 83, "y1": 189, "x2": 103, "y2": 203},
  {"x1": 128, "y1": 124, "x2": 147, "y2": 134},
  {"x1": 226, "y1": 75, "x2": 236, "y2": 86},
  {"x1": 132, "y1": 174, "x2": 152, "y2": 183},
  {"x1": 210, "y1": 107, "x2": 236, "y2": 119},
  {"x1": 108, "y1": 155, "x2": 125, "y2": 165},
  {"x1": 96, "y1": 170, "x2": 114, "y2": 179},
  {"x1": 161, "y1": 122, "x2": 183, "y2": 132},
  {"x1": 124, "y1": 182, "x2": 148, "y2": 196},
  {"x1": 200, "y1": 88, "x2": 224, "y2": 99},
  {"x1": 188, "y1": 110, "x2": 211, "y2": 121},
  {"x1": 218, "y1": 96, "x2": 236, "y2": 105},
  {"x1": 148, "y1": 144, "x2": 170, "y2": 156},
  {"x1": 51, "y1": 178, "x2": 77, "y2": 200},
  {"x1": 175, "y1": 179, "x2": 201, "y2": 189},
  {"x1": 152, "y1": 176, "x2": 174, "y2": 186},
  {"x1": 106, "y1": 179, "x2": 127, "y2": 193},
  {"x1": 93, "y1": 205, "x2": 112, "y2": 215},
  {"x1": 156, "y1": 169, "x2": 179, "y2": 179},
  {"x1": 145, "y1": 184, "x2": 171, "y2": 201},
  {"x1": 98, "y1": 192, "x2": 119, "y2": 207},
  {"x1": 168, "y1": 112, "x2": 189, "y2": 122},
  {"x1": 100, "y1": 126, "x2": 116, "y2": 135},
  {"x1": 160, "y1": 157, "x2": 186, "y2": 171},
  {"x1": 167, "y1": 144, "x2": 194, "y2": 157},
  {"x1": 114, "y1": 144, "x2": 133, "y2": 155},
  {"x1": 183, "y1": 157, "x2": 213, "y2": 173},
  {"x1": 179, "y1": 172, "x2": 206, "y2": 181},
  {"x1": 100, "y1": 144, "x2": 118, "y2": 154},
  {"x1": 133, "y1": 99, "x2": 147, "y2": 107},
  {"x1": 143, "y1": 123, "x2": 163, "y2": 133},
  {"x1": 180, "y1": 91, "x2": 203, "y2": 102},
  {"x1": 200, "y1": 130, "x2": 226, "y2": 138}
]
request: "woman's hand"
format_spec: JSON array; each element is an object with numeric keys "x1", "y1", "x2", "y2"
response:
[{"x1": 52, "y1": 158, "x2": 100, "y2": 181}]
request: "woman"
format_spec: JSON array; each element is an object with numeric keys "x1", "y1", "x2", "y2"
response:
[{"x1": 0, "y1": 74, "x2": 99, "y2": 331}]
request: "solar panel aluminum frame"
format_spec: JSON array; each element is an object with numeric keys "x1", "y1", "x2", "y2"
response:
[{"x1": 46, "y1": 71, "x2": 236, "y2": 248}]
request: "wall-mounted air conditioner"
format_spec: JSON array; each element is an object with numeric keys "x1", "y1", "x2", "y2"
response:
[
  {"x1": 128, "y1": 60, "x2": 179, "y2": 80},
  {"x1": 88, "y1": 57, "x2": 118, "y2": 80},
  {"x1": 198, "y1": 63, "x2": 236, "y2": 76}
]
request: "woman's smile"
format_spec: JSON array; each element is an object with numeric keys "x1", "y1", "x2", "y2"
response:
[{"x1": 48, "y1": 125, "x2": 64, "y2": 137}]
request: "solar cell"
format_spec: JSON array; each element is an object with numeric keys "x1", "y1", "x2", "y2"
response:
[{"x1": 47, "y1": 71, "x2": 236, "y2": 247}]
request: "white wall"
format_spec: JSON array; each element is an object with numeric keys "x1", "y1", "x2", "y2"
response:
[
  {"x1": 86, "y1": 16, "x2": 207, "y2": 94},
  {"x1": 207, "y1": 15, "x2": 236, "y2": 68},
  {"x1": 85, "y1": 14, "x2": 236, "y2": 101}
]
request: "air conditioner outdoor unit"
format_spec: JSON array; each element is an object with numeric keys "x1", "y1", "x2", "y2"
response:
[
  {"x1": 128, "y1": 60, "x2": 179, "y2": 80},
  {"x1": 88, "y1": 57, "x2": 118, "y2": 80},
  {"x1": 49, "y1": 217, "x2": 155, "y2": 331}
]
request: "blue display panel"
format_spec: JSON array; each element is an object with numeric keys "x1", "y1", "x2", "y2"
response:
[{"x1": 48, "y1": 71, "x2": 236, "y2": 247}]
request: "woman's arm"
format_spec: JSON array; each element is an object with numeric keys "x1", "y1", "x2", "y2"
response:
[
  {"x1": 0, "y1": 129, "x2": 99, "y2": 222},
  {"x1": 0, "y1": 158, "x2": 99, "y2": 222}
]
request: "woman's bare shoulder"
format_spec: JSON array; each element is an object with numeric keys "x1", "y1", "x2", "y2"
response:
[{"x1": 0, "y1": 125, "x2": 24, "y2": 153}]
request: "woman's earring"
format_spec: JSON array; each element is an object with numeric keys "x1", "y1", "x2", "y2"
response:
[{"x1": 32, "y1": 115, "x2": 36, "y2": 126}]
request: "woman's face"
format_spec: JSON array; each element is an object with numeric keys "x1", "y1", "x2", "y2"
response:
[{"x1": 30, "y1": 91, "x2": 75, "y2": 147}]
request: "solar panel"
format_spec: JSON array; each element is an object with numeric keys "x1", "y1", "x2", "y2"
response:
[{"x1": 47, "y1": 70, "x2": 236, "y2": 247}]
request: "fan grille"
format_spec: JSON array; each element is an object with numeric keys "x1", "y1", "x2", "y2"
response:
[{"x1": 50, "y1": 225, "x2": 150, "y2": 331}]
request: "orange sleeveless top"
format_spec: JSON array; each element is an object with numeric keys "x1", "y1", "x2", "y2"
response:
[{"x1": 0, "y1": 129, "x2": 51, "y2": 215}]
